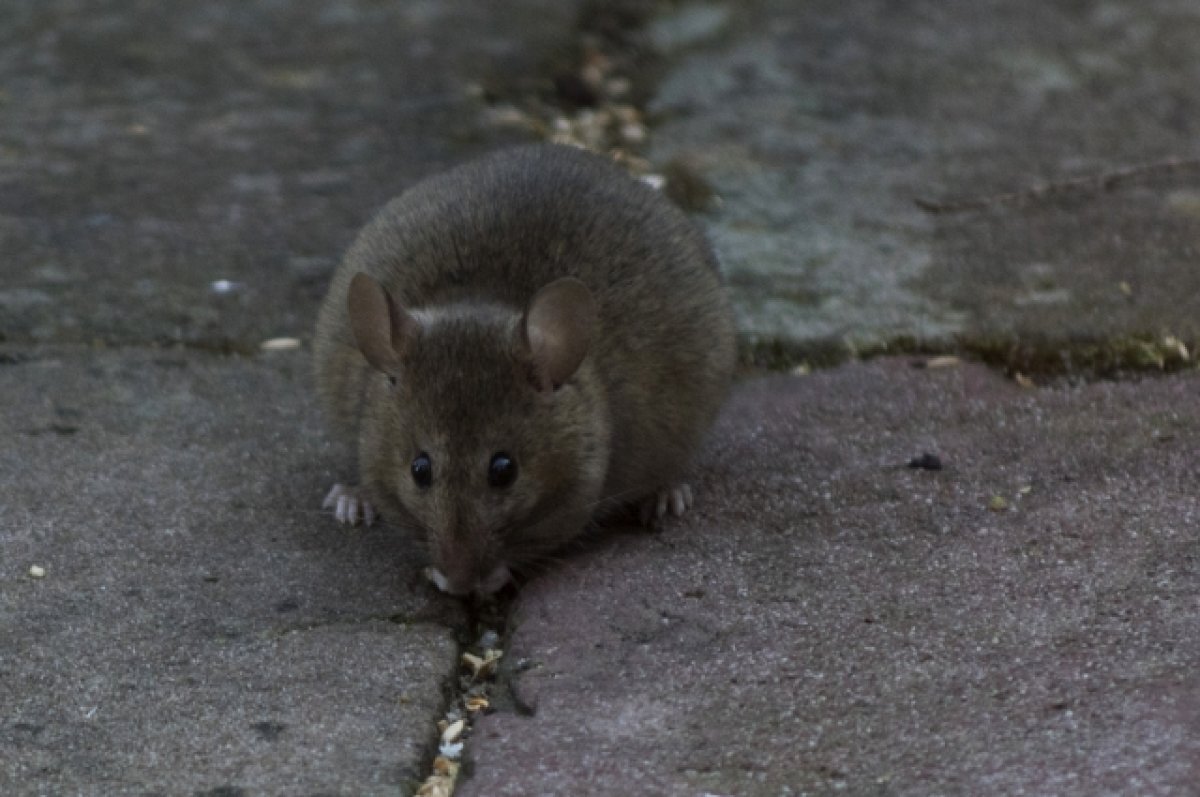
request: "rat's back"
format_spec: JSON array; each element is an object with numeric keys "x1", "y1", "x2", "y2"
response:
[{"x1": 314, "y1": 144, "x2": 736, "y2": 503}]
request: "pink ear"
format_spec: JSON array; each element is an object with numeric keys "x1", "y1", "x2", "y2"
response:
[
  {"x1": 347, "y1": 273, "x2": 419, "y2": 372},
  {"x1": 520, "y1": 277, "x2": 596, "y2": 391}
]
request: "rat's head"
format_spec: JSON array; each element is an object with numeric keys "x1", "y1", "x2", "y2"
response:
[{"x1": 348, "y1": 272, "x2": 609, "y2": 597}]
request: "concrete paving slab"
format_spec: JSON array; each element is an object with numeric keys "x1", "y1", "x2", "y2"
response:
[
  {"x1": 0, "y1": 346, "x2": 458, "y2": 795},
  {"x1": 645, "y1": 0, "x2": 1200, "y2": 365},
  {"x1": 0, "y1": 0, "x2": 577, "y2": 349},
  {"x1": 459, "y1": 361, "x2": 1200, "y2": 796},
  {"x1": 5, "y1": 1, "x2": 1200, "y2": 793}
]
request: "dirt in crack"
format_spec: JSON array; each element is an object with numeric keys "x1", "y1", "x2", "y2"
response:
[
  {"x1": 473, "y1": 0, "x2": 717, "y2": 212},
  {"x1": 414, "y1": 590, "x2": 517, "y2": 797},
  {"x1": 747, "y1": 332, "x2": 1197, "y2": 387}
]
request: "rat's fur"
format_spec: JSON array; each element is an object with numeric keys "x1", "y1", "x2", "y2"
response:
[{"x1": 313, "y1": 144, "x2": 736, "y2": 594}]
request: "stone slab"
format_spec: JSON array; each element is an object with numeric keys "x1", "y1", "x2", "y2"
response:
[
  {"x1": 0, "y1": 0, "x2": 576, "y2": 349},
  {"x1": 460, "y1": 361, "x2": 1200, "y2": 796},
  {"x1": 0, "y1": 346, "x2": 458, "y2": 796},
  {"x1": 646, "y1": 0, "x2": 1200, "y2": 363}
]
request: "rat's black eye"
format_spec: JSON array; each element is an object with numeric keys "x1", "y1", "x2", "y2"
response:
[
  {"x1": 411, "y1": 452, "x2": 432, "y2": 489},
  {"x1": 488, "y1": 452, "x2": 517, "y2": 489},
  {"x1": 387, "y1": 375, "x2": 397, "y2": 387}
]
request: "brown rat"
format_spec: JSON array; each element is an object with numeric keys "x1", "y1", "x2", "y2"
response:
[{"x1": 313, "y1": 144, "x2": 736, "y2": 596}]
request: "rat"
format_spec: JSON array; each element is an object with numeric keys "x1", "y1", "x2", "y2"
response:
[{"x1": 313, "y1": 144, "x2": 736, "y2": 596}]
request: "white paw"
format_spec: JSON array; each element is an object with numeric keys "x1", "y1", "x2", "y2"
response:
[
  {"x1": 321, "y1": 483, "x2": 377, "y2": 527},
  {"x1": 638, "y1": 483, "x2": 694, "y2": 526}
]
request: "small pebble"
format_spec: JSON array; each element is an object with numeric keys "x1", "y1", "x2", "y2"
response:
[
  {"x1": 907, "y1": 452, "x2": 943, "y2": 471},
  {"x1": 639, "y1": 174, "x2": 666, "y2": 191},
  {"x1": 438, "y1": 740, "x2": 463, "y2": 759}
]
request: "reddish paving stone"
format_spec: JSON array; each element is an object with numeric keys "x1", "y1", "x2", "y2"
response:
[{"x1": 460, "y1": 360, "x2": 1200, "y2": 796}]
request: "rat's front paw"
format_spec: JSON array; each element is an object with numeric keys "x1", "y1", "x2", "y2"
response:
[
  {"x1": 638, "y1": 483, "x2": 694, "y2": 527},
  {"x1": 322, "y1": 483, "x2": 377, "y2": 526}
]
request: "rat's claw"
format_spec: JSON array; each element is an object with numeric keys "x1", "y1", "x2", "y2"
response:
[
  {"x1": 670, "y1": 484, "x2": 694, "y2": 516},
  {"x1": 638, "y1": 483, "x2": 694, "y2": 527},
  {"x1": 322, "y1": 483, "x2": 376, "y2": 527},
  {"x1": 336, "y1": 493, "x2": 355, "y2": 524},
  {"x1": 321, "y1": 484, "x2": 340, "y2": 510}
]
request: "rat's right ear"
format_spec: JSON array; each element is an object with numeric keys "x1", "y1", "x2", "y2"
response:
[{"x1": 347, "y1": 272, "x2": 419, "y2": 372}]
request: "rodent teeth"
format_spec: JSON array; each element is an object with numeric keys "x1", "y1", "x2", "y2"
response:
[{"x1": 425, "y1": 567, "x2": 450, "y2": 593}]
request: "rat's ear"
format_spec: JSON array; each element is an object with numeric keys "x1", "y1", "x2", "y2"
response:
[
  {"x1": 347, "y1": 272, "x2": 419, "y2": 372},
  {"x1": 519, "y1": 277, "x2": 596, "y2": 391}
]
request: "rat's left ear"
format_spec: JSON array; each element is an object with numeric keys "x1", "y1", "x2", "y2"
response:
[{"x1": 518, "y1": 277, "x2": 596, "y2": 391}]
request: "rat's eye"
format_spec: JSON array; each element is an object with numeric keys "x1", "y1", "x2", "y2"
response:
[
  {"x1": 411, "y1": 452, "x2": 432, "y2": 489},
  {"x1": 488, "y1": 452, "x2": 518, "y2": 489}
]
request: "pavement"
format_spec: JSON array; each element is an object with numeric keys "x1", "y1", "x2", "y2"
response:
[
  {"x1": 460, "y1": 363, "x2": 1200, "y2": 796},
  {"x1": 2, "y1": 1, "x2": 1198, "y2": 796}
]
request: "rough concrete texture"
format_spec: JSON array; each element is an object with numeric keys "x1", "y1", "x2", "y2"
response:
[
  {"x1": 647, "y1": 0, "x2": 1200, "y2": 360},
  {"x1": 5, "y1": 0, "x2": 1200, "y2": 795},
  {"x1": 0, "y1": 347, "x2": 460, "y2": 795},
  {"x1": 0, "y1": 0, "x2": 572, "y2": 348},
  {"x1": 460, "y1": 361, "x2": 1200, "y2": 796}
]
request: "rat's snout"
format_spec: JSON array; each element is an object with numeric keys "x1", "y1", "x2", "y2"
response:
[{"x1": 427, "y1": 558, "x2": 512, "y2": 597}]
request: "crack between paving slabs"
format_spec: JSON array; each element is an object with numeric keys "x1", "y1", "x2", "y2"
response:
[
  {"x1": 262, "y1": 600, "x2": 512, "y2": 796},
  {"x1": 412, "y1": 6, "x2": 685, "y2": 794},
  {"x1": 414, "y1": 593, "x2": 515, "y2": 797},
  {"x1": 750, "y1": 333, "x2": 1198, "y2": 386},
  {"x1": 469, "y1": 2, "x2": 1200, "y2": 389}
]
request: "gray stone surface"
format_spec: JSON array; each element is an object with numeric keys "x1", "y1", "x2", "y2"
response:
[
  {"x1": 647, "y1": 0, "x2": 1200, "y2": 362},
  {"x1": 5, "y1": 0, "x2": 1200, "y2": 794},
  {"x1": 0, "y1": 0, "x2": 570, "y2": 349},
  {"x1": 0, "y1": 347, "x2": 460, "y2": 795},
  {"x1": 460, "y1": 362, "x2": 1200, "y2": 796}
]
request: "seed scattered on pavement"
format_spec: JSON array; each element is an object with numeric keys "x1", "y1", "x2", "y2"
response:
[
  {"x1": 416, "y1": 771, "x2": 455, "y2": 797},
  {"x1": 1162, "y1": 335, "x2": 1189, "y2": 361},
  {"x1": 260, "y1": 337, "x2": 301, "y2": 351},
  {"x1": 922, "y1": 355, "x2": 961, "y2": 369},
  {"x1": 462, "y1": 649, "x2": 503, "y2": 680},
  {"x1": 417, "y1": 629, "x2": 504, "y2": 796},
  {"x1": 28, "y1": 565, "x2": 46, "y2": 579},
  {"x1": 988, "y1": 495, "x2": 1010, "y2": 512},
  {"x1": 441, "y1": 719, "x2": 465, "y2": 745}
]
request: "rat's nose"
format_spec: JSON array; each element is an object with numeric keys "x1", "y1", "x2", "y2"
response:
[
  {"x1": 476, "y1": 563, "x2": 512, "y2": 595},
  {"x1": 426, "y1": 563, "x2": 512, "y2": 597}
]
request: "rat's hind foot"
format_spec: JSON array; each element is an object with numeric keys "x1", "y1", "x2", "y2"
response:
[
  {"x1": 322, "y1": 483, "x2": 377, "y2": 527},
  {"x1": 638, "y1": 483, "x2": 693, "y2": 527}
]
